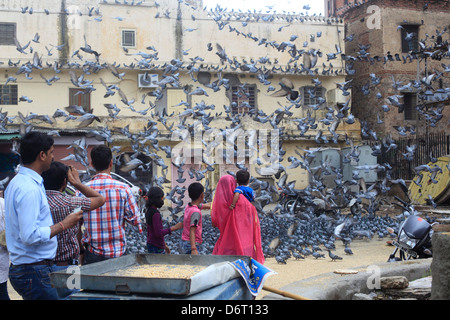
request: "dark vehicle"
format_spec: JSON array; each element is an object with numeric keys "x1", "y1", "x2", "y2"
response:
[
  {"x1": 280, "y1": 192, "x2": 305, "y2": 214},
  {"x1": 388, "y1": 196, "x2": 435, "y2": 262},
  {"x1": 279, "y1": 190, "x2": 327, "y2": 216}
]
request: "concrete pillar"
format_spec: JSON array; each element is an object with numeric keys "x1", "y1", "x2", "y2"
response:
[{"x1": 431, "y1": 232, "x2": 450, "y2": 300}]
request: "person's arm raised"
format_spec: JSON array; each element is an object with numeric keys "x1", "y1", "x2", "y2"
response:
[{"x1": 67, "y1": 166, "x2": 105, "y2": 210}]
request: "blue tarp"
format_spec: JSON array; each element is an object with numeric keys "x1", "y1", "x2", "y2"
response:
[{"x1": 230, "y1": 258, "x2": 277, "y2": 296}]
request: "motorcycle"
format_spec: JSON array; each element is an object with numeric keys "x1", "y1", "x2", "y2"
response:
[
  {"x1": 387, "y1": 196, "x2": 435, "y2": 262},
  {"x1": 281, "y1": 192, "x2": 305, "y2": 214}
]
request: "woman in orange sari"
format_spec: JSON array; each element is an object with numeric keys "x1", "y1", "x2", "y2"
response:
[{"x1": 211, "y1": 175, "x2": 265, "y2": 264}]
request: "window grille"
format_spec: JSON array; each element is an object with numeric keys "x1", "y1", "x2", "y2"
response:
[{"x1": 0, "y1": 85, "x2": 18, "y2": 105}]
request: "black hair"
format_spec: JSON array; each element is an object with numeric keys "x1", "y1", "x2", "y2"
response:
[
  {"x1": 236, "y1": 169, "x2": 250, "y2": 185},
  {"x1": 145, "y1": 186, "x2": 165, "y2": 225},
  {"x1": 188, "y1": 182, "x2": 204, "y2": 201},
  {"x1": 19, "y1": 132, "x2": 54, "y2": 165},
  {"x1": 90, "y1": 145, "x2": 112, "y2": 171},
  {"x1": 42, "y1": 161, "x2": 69, "y2": 191},
  {"x1": 146, "y1": 186, "x2": 165, "y2": 209}
]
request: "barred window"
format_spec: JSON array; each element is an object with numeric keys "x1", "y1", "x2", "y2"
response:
[
  {"x1": 401, "y1": 25, "x2": 419, "y2": 53},
  {"x1": 231, "y1": 85, "x2": 256, "y2": 115},
  {"x1": 122, "y1": 30, "x2": 136, "y2": 47},
  {"x1": 69, "y1": 88, "x2": 91, "y2": 113},
  {"x1": 0, "y1": 23, "x2": 16, "y2": 46},
  {"x1": 0, "y1": 85, "x2": 18, "y2": 105},
  {"x1": 302, "y1": 86, "x2": 326, "y2": 106}
]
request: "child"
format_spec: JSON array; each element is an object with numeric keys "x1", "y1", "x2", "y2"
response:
[
  {"x1": 229, "y1": 170, "x2": 255, "y2": 209},
  {"x1": 145, "y1": 186, "x2": 182, "y2": 254},
  {"x1": 180, "y1": 182, "x2": 210, "y2": 255}
]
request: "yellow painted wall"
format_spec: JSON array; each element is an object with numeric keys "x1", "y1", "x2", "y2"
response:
[{"x1": 0, "y1": 0, "x2": 361, "y2": 190}]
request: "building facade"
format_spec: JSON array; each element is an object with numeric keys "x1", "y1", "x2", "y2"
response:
[
  {"x1": 0, "y1": 0, "x2": 361, "y2": 197},
  {"x1": 324, "y1": 0, "x2": 358, "y2": 17},
  {"x1": 341, "y1": 0, "x2": 449, "y2": 137},
  {"x1": 329, "y1": 0, "x2": 449, "y2": 180}
]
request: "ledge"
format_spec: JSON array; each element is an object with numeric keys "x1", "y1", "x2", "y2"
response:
[{"x1": 262, "y1": 259, "x2": 432, "y2": 300}]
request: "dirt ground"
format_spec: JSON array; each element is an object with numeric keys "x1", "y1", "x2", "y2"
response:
[
  {"x1": 257, "y1": 238, "x2": 396, "y2": 299},
  {"x1": 6, "y1": 238, "x2": 395, "y2": 300}
]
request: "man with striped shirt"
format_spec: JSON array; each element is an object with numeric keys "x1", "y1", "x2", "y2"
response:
[{"x1": 81, "y1": 145, "x2": 142, "y2": 265}]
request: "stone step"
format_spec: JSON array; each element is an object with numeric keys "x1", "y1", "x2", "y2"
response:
[{"x1": 382, "y1": 276, "x2": 432, "y2": 300}]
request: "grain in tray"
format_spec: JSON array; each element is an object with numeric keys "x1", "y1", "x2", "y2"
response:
[{"x1": 104, "y1": 264, "x2": 207, "y2": 279}]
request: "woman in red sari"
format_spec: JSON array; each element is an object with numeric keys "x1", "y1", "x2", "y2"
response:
[{"x1": 211, "y1": 175, "x2": 265, "y2": 264}]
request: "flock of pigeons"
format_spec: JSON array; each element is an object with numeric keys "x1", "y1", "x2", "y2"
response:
[
  {"x1": 2, "y1": 1, "x2": 449, "y2": 262},
  {"x1": 124, "y1": 199, "x2": 408, "y2": 263}
]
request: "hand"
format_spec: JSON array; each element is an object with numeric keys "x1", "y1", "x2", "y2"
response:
[
  {"x1": 164, "y1": 245, "x2": 171, "y2": 254},
  {"x1": 191, "y1": 248, "x2": 199, "y2": 255},
  {"x1": 62, "y1": 210, "x2": 83, "y2": 229},
  {"x1": 170, "y1": 222, "x2": 183, "y2": 232},
  {"x1": 67, "y1": 166, "x2": 82, "y2": 187}
]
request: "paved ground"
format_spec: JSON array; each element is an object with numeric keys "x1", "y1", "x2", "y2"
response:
[
  {"x1": 7, "y1": 203, "x2": 446, "y2": 300},
  {"x1": 257, "y1": 238, "x2": 395, "y2": 299},
  {"x1": 7, "y1": 279, "x2": 20, "y2": 300}
]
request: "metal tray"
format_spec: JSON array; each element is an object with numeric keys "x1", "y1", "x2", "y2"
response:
[{"x1": 50, "y1": 254, "x2": 249, "y2": 296}]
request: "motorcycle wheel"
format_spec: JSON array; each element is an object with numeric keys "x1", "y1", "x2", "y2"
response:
[
  {"x1": 285, "y1": 199, "x2": 303, "y2": 213},
  {"x1": 284, "y1": 200, "x2": 295, "y2": 212}
]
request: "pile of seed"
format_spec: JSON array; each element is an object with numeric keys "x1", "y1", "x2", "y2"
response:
[{"x1": 104, "y1": 264, "x2": 206, "y2": 279}]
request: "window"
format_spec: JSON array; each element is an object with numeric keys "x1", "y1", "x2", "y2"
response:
[
  {"x1": 401, "y1": 25, "x2": 419, "y2": 53},
  {"x1": 231, "y1": 85, "x2": 256, "y2": 115},
  {"x1": 301, "y1": 86, "x2": 326, "y2": 118},
  {"x1": 0, "y1": 85, "x2": 18, "y2": 105},
  {"x1": 0, "y1": 23, "x2": 16, "y2": 46},
  {"x1": 69, "y1": 88, "x2": 91, "y2": 113},
  {"x1": 302, "y1": 86, "x2": 326, "y2": 106},
  {"x1": 403, "y1": 93, "x2": 417, "y2": 120},
  {"x1": 121, "y1": 30, "x2": 136, "y2": 47}
]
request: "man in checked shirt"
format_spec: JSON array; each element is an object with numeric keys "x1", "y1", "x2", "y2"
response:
[
  {"x1": 42, "y1": 161, "x2": 105, "y2": 298},
  {"x1": 80, "y1": 145, "x2": 142, "y2": 265}
]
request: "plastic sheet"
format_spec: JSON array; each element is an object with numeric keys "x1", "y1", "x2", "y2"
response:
[
  {"x1": 229, "y1": 259, "x2": 277, "y2": 296},
  {"x1": 189, "y1": 261, "x2": 240, "y2": 295}
]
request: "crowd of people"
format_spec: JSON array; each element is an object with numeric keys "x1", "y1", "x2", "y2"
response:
[{"x1": 0, "y1": 131, "x2": 264, "y2": 300}]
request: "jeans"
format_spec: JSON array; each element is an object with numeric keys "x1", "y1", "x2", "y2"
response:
[
  {"x1": 8, "y1": 264, "x2": 60, "y2": 300},
  {"x1": 179, "y1": 239, "x2": 202, "y2": 254},
  {"x1": 147, "y1": 244, "x2": 165, "y2": 254},
  {"x1": 52, "y1": 265, "x2": 80, "y2": 299},
  {"x1": 83, "y1": 248, "x2": 111, "y2": 265},
  {"x1": 0, "y1": 281, "x2": 9, "y2": 300}
]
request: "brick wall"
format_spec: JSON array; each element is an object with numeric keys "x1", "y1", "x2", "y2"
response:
[
  {"x1": 342, "y1": 0, "x2": 449, "y2": 140},
  {"x1": 341, "y1": 0, "x2": 449, "y2": 19}
]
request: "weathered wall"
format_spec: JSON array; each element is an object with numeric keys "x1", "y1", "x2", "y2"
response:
[
  {"x1": 343, "y1": 0, "x2": 450, "y2": 140},
  {"x1": 431, "y1": 231, "x2": 450, "y2": 300}
]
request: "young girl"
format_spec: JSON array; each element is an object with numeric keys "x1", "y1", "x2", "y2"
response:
[{"x1": 145, "y1": 187, "x2": 182, "y2": 254}]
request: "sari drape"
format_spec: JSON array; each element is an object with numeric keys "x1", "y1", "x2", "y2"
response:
[{"x1": 211, "y1": 175, "x2": 265, "y2": 264}]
